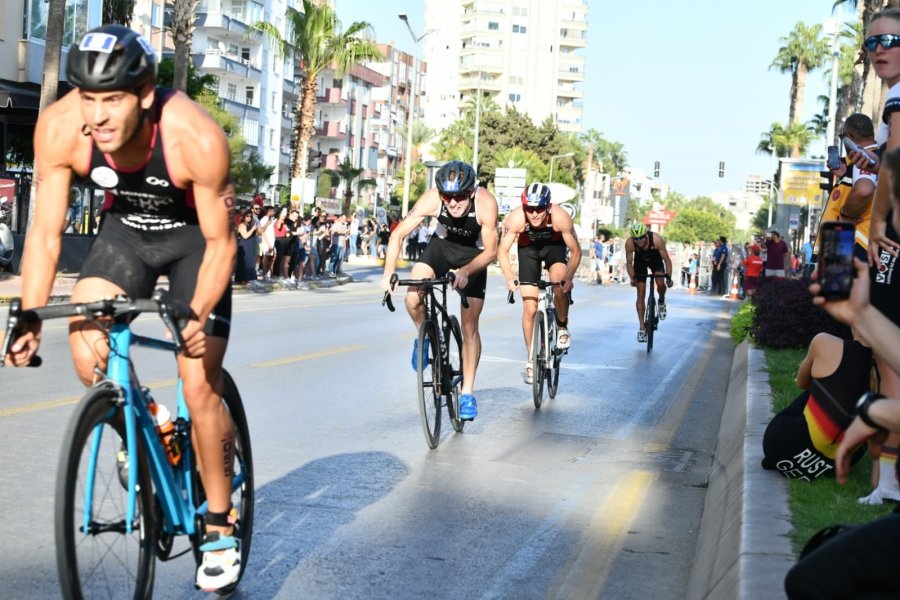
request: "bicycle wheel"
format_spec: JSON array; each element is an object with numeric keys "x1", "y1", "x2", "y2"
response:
[
  {"x1": 547, "y1": 307, "x2": 561, "y2": 400},
  {"x1": 56, "y1": 384, "x2": 156, "y2": 600},
  {"x1": 190, "y1": 369, "x2": 255, "y2": 596},
  {"x1": 417, "y1": 320, "x2": 442, "y2": 448},
  {"x1": 531, "y1": 310, "x2": 546, "y2": 408},
  {"x1": 646, "y1": 296, "x2": 656, "y2": 353},
  {"x1": 445, "y1": 315, "x2": 465, "y2": 433}
]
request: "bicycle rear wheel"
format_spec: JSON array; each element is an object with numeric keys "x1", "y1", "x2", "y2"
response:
[
  {"x1": 646, "y1": 296, "x2": 656, "y2": 353},
  {"x1": 547, "y1": 308, "x2": 561, "y2": 400},
  {"x1": 56, "y1": 384, "x2": 156, "y2": 600},
  {"x1": 445, "y1": 315, "x2": 465, "y2": 433},
  {"x1": 190, "y1": 369, "x2": 255, "y2": 596},
  {"x1": 531, "y1": 311, "x2": 546, "y2": 408},
  {"x1": 417, "y1": 320, "x2": 442, "y2": 448}
]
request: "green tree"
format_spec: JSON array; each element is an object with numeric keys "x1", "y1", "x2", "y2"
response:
[
  {"x1": 232, "y1": 150, "x2": 275, "y2": 195},
  {"x1": 156, "y1": 58, "x2": 218, "y2": 99},
  {"x1": 491, "y1": 147, "x2": 547, "y2": 183},
  {"x1": 324, "y1": 155, "x2": 377, "y2": 215},
  {"x1": 252, "y1": 0, "x2": 383, "y2": 190},
  {"x1": 770, "y1": 21, "x2": 830, "y2": 126},
  {"x1": 169, "y1": 0, "x2": 199, "y2": 93},
  {"x1": 195, "y1": 90, "x2": 246, "y2": 162},
  {"x1": 757, "y1": 121, "x2": 816, "y2": 159}
]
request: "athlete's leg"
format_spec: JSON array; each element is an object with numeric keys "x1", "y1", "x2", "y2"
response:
[
  {"x1": 655, "y1": 271, "x2": 667, "y2": 303},
  {"x1": 635, "y1": 281, "x2": 647, "y2": 330},
  {"x1": 548, "y1": 261, "x2": 569, "y2": 324},
  {"x1": 520, "y1": 284, "x2": 539, "y2": 355},
  {"x1": 68, "y1": 277, "x2": 128, "y2": 385},
  {"x1": 459, "y1": 296, "x2": 485, "y2": 396},
  {"x1": 404, "y1": 261, "x2": 436, "y2": 330}
]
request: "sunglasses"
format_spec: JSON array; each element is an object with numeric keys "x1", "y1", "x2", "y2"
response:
[
  {"x1": 864, "y1": 34, "x2": 900, "y2": 52},
  {"x1": 440, "y1": 192, "x2": 472, "y2": 203},
  {"x1": 524, "y1": 206, "x2": 547, "y2": 214}
]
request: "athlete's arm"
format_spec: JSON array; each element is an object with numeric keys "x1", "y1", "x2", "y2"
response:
[
  {"x1": 456, "y1": 188, "x2": 499, "y2": 287},
  {"x1": 655, "y1": 234, "x2": 674, "y2": 279},
  {"x1": 843, "y1": 173, "x2": 875, "y2": 220},
  {"x1": 380, "y1": 193, "x2": 434, "y2": 290},
  {"x1": 554, "y1": 207, "x2": 581, "y2": 293},
  {"x1": 6, "y1": 99, "x2": 79, "y2": 366},
  {"x1": 179, "y1": 97, "x2": 236, "y2": 355},
  {"x1": 625, "y1": 238, "x2": 636, "y2": 285},
  {"x1": 498, "y1": 208, "x2": 523, "y2": 291}
]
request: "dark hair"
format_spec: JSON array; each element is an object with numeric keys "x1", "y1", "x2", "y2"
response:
[
  {"x1": 843, "y1": 113, "x2": 875, "y2": 139},
  {"x1": 885, "y1": 147, "x2": 900, "y2": 202}
]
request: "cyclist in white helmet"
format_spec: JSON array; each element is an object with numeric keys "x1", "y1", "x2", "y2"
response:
[{"x1": 625, "y1": 222, "x2": 673, "y2": 343}]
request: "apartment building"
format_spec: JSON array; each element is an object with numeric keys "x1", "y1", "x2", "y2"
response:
[{"x1": 423, "y1": 0, "x2": 588, "y2": 134}]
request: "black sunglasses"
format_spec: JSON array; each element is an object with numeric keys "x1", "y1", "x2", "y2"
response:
[
  {"x1": 523, "y1": 206, "x2": 547, "y2": 214},
  {"x1": 864, "y1": 34, "x2": 900, "y2": 52},
  {"x1": 440, "y1": 191, "x2": 472, "y2": 203}
]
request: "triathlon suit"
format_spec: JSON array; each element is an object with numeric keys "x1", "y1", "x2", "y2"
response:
[
  {"x1": 78, "y1": 87, "x2": 232, "y2": 338},
  {"x1": 517, "y1": 206, "x2": 566, "y2": 284},
  {"x1": 632, "y1": 233, "x2": 665, "y2": 278},
  {"x1": 417, "y1": 192, "x2": 488, "y2": 299},
  {"x1": 762, "y1": 339, "x2": 871, "y2": 479}
]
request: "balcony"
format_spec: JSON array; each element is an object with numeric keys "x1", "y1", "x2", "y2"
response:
[
  {"x1": 317, "y1": 87, "x2": 347, "y2": 105},
  {"x1": 197, "y1": 12, "x2": 251, "y2": 40},
  {"x1": 558, "y1": 66, "x2": 584, "y2": 82},
  {"x1": 323, "y1": 153, "x2": 340, "y2": 170},
  {"x1": 458, "y1": 74, "x2": 502, "y2": 92},
  {"x1": 559, "y1": 30, "x2": 588, "y2": 49},
  {"x1": 221, "y1": 97, "x2": 260, "y2": 121},
  {"x1": 283, "y1": 78, "x2": 299, "y2": 97},
  {"x1": 556, "y1": 85, "x2": 583, "y2": 99},
  {"x1": 282, "y1": 115, "x2": 293, "y2": 131},
  {"x1": 316, "y1": 120, "x2": 347, "y2": 139},
  {"x1": 195, "y1": 50, "x2": 261, "y2": 80}
]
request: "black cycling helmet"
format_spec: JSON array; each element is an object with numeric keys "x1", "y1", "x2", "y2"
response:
[
  {"x1": 434, "y1": 161, "x2": 477, "y2": 197},
  {"x1": 521, "y1": 182, "x2": 552, "y2": 208},
  {"x1": 67, "y1": 25, "x2": 157, "y2": 91}
]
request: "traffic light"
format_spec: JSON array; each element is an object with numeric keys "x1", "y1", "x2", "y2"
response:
[
  {"x1": 654, "y1": 161, "x2": 660, "y2": 178},
  {"x1": 718, "y1": 161, "x2": 725, "y2": 178},
  {"x1": 819, "y1": 170, "x2": 833, "y2": 194}
]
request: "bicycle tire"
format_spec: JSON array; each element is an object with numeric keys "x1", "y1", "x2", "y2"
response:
[
  {"x1": 531, "y1": 310, "x2": 546, "y2": 408},
  {"x1": 189, "y1": 369, "x2": 255, "y2": 597},
  {"x1": 55, "y1": 384, "x2": 156, "y2": 600},
  {"x1": 445, "y1": 315, "x2": 465, "y2": 433},
  {"x1": 547, "y1": 307, "x2": 560, "y2": 400},
  {"x1": 646, "y1": 296, "x2": 656, "y2": 353},
  {"x1": 417, "y1": 321, "x2": 442, "y2": 448}
]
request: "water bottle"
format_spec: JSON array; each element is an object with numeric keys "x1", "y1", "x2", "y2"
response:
[{"x1": 154, "y1": 404, "x2": 183, "y2": 466}]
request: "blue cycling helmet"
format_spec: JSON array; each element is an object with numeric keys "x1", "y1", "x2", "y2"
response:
[
  {"x1": 435, "y1": 161, "x2": 477, "y2": 196},
  {"x1": 521, "y1": 183, "x2": 552, "y2": 208}
]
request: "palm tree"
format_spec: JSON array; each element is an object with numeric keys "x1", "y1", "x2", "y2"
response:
[
  {"x1": 252, "y1": 0, "x2": 382, "y2": 194},
  {"x1": 169, "y1": 0, "x2": 199, "y2": 93},
  {"x1": 324, "y1": 155, "x2": 376, "y2": 216},
  {"x1": 770, "y1": 22, "x2": 830, "y2": 125},
  {"x1": 757, "y1": 121, "x2": 816, "y2": 158},
  {"x1": 103, "y1": 0, "x2": 136, "y2": 26},
  {"x1": 411, "y1": 120, "x2": 434, "y2": 163}
]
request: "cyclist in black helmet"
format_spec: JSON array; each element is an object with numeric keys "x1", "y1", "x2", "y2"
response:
[
  {"x1": 3, "y1": 24, "x2": 242, "y2": 592},
  {"x1": 380, "y1": 160, "x2": 499, "y2": 421},
  {"x1": 625, "y1": 222, "x2": 674, "y2": 343}
]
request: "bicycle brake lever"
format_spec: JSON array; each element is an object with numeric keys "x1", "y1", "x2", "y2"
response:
[
  {"x1": 382, "y1": 291, "x2": 396, "y2": 312},
  {"x1": 507, "y1": 291, "x2": 515, "y2": 304},
  {"x1": 153, "y1": 290, "x2": 186, "y2": 353},
  {"x1": 1, "y1": 299, "x2": 42, "y2": 368}
]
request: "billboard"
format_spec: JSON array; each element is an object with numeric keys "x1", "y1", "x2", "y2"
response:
[
  {"x1": 779, "y1": 158, "x2": 825, "y2": 207},
  {"x1": 611, "y1": 177, "x2": 630, "y2": 228}
]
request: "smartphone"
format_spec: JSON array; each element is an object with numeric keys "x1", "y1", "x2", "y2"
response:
[
  {"x1": 817, "y1": 221, "x2": 855, "y2": 300},
  {"x1": 842, "y1": 137, "x2": 877, "y2": 166},
  {"x1": 826, "y1": 145, "x2": 842, "y2": 170}
]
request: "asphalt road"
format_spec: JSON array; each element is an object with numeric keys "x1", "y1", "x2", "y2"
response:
[{"x1": 0, "y1": 265, "x2": 737, "y2": 599}]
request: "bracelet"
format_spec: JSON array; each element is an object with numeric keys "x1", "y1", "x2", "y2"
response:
[{"x1": 856, "y1": 391, "x2": 886, "y2": 430}]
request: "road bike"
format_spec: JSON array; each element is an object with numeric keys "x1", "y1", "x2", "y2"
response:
[
  {"x1": 640, "y1": 273, "x2": 670, "y2": 353},
  {"x1": 1, "y1": 290, "x2": 253, "y2": 598},
  {"x1": 383, "y1": 273, "x2": 467, "y2": 449},
  {"x1": 509, "y1": 280, "x2": 571, "y2": 409}
]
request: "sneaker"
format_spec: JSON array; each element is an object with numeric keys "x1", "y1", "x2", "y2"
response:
[
  {"x1": 557, "y1": 327, "x2": 571, "y2": 350},
  {"x1": 196, "y1": 531, "x2": 241, "y2": 592},
  {"x1": 459, "y1": 394, "x2": 477, "y2": 420},
  {"x1": 411, "y1": 338, "x2": 430, "y2": 371},
  {"x1": 637, "y1": 330, "x2": 647, "y2": 343},
  {"x1": 523, "y1": 362, "x2": 533, "y2": 384},
  {"x1": 659, "y1": 303, "x2": 667, "y2": 321}
]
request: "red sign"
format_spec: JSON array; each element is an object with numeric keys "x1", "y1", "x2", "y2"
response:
[{"x1": 643, "y1": 209, "x2": 676, "y2": 226}]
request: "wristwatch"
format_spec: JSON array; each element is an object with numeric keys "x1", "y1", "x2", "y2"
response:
[{"x1": 856, "y1": 391, "x2": 886, "y2": 430}]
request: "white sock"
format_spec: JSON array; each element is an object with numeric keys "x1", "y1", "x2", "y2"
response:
[{"x1": 858, "y1": 447, "x2": 900, "y2": 505}]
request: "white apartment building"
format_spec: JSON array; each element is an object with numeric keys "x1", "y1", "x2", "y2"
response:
[
  {"x1": 711, "y1": 190, "x2": 766, "y2": 232},
  {"x1": 423, "y1": 0, "x2": 588, "y2": 134}
]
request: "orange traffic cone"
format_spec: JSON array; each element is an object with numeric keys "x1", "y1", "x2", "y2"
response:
[
  {"x1": 689, "y1": 272, "x2": 697, "y2": 295},
  {"x1": 729, "y1": 272, "x2": 740, "y2": 300}
]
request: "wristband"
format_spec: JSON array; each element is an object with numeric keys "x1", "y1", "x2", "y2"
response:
[{"x1": 856, "y1": 391, "x2": 886, "y2": 430}]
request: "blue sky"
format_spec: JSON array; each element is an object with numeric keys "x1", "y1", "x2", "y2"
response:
[{"x1": 334, "y1": 0, "x2": 847, "y2": 198}]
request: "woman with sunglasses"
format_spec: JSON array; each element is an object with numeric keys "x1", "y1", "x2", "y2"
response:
[
  {"x1": 380, "y1": 160, "x2": 499, "y2": 421},
  {"x1": 497, "y1": 183, "x2": 581, "y2": 384}
]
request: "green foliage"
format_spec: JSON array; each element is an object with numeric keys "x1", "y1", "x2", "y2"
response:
[
  {"x1": 751, "y1": 278, "x2": 850, "y2": 349},
  {"x1": 195, "y1": 91, "x2": 246, "y2": 168},
  {"x1": 156, "y1": 58, "x2": 218, "y2": 99},
  {"x1": 232, "y1": 150, "x2": 274, "y2": 195},
  {"x1": 660, "y1": 195, "x2": 736, "y2": 244},
  {"x1": 730, "y1": 301, "x2": 756, "y2": 345}
]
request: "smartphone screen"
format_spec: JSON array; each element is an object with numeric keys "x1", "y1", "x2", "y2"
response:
[
  {"x1": 826, "y1": 146, "x2": 841, "y2": 170},
  {"x1": 817, "y1": 222, "x2": 855, "y2": 299}
]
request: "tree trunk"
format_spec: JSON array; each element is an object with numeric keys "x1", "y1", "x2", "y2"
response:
[
  {"x1": 789, "y1": 64, "x2": 806, "y2": 126},
  {"x1": 170, "y1": 0, "x2": 197, "y2": 93},
  {"x1": 28, "y1": 0, "x2": 67, "y2": 234},
  {"x1": 342, "y1": 188, "x2": 353, "y2": 217},
  {"x1": 293, "y1": 76, "x2": 319, "y2": 183}
]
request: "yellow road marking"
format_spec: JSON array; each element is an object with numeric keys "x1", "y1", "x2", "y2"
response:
[
  {"x1": 0, "y1": 378, "x2": 178, "y2": 418},
  {"x1": 551, "y1": 470, "x2": 657, "y2": 599},
  {"x1": 252, "y1": 344, "x2": 364, "y2": 368}
]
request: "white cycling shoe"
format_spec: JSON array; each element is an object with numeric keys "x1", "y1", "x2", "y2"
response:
[{"x1": 557, "y1": 327, "x2": 571, "y2": 350}]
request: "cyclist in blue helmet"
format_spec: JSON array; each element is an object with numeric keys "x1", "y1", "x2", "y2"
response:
[
  {"x1": 380, "y1": 161, "x2": 499, "y2": 421},
  {"x1": 625, "y1": 221, "x2": 673, "y2": 343},
  {"x1": 498, "y1": 183, "x2": 582, "y2": 384}
]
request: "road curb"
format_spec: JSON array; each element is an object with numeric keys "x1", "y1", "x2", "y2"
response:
[{"x1": 687, "y1": 341, "x2": 794, "y2": 599}]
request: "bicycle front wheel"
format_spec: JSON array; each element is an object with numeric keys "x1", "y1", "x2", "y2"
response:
[
  {"x1": 445, "y1": 315, "x2": 465, "y2": 433},
  {"x1": 531, "y1": 310, "x2": 546, "y2": 408},
  {"x1": 417, "y1": 320, "x2": 442, "y2": 448},
  {"x1": 190, "y1": 369, "x2": 256, "y2": 596},
  {"x1": 646, "y1": 296, "x2": 656, "y2": 353},
  {"x1": 56, "y1": 384, "x2": 156, "y2": 600}
]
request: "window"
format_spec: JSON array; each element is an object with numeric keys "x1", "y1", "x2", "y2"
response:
[
  {"x1": 513, "y1": 6, "x2": 528, "y2": 16},
  {"x1": 269, "y1": 128, "x2": 275, "y2": 148},
  {"x1": 243, "y1": 119, "x2": 259, "y2": 145},
  {"x1": 245, "y1": 86, "x2": 255, "y2": 106},
  {"x1": 241, "y1": 47, "x2": 251, "y2": 62},
  {"x1": 509, "y1": 75, "x2": 524, "y2": 85},
  {"x1": 226, "y1": 83, "x2": 237, "y2": 101},
  {"x1": 508, "y1": 93, "x2": 521, "y2": 103},
  {"x1": 272, "y1": 92, "x2": 277, "y2": 111},
  {"x1": 513, "y1": 24, "x2": 527, "y2": 34},
  {"x1": 31, "y1": 0, "x2": 88, "y2": 44},
  {"x1": 488, "y1": 21, "x2": 499, "y2": 30}
]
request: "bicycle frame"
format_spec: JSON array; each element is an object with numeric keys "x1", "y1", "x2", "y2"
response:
[{"x1": 535, "y1": 285, "x2": 556, "y2": 365}]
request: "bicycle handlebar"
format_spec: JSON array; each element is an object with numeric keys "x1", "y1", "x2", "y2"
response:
[
  {"x1": 1, "y1": 289, "x2": 195, "y2": 367},
  {"x1": 382, "y1": 272, "x2": 469, "y2": 311},
  {"x1": 507, "y1": 280, "x2": 573, "y2": 305}
]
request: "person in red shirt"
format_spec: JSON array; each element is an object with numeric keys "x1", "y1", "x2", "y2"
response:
[{"x1": 742, "y1": 244, "x2": 764, "y2": 296}]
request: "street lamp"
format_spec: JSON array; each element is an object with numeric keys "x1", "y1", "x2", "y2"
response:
[
  {"x1": 399, "y1": 14, "x2": 432, "y2": 218},
  {"x1": 549, "y1": 152, "x2": 574, "y2": 183},
  {"x1": 763, "y1": 179, "x2": 780, "y2": 229},
  {"x1": 824, "y1": 17, "x2": 842, "y2": 146},
  {"x1": 473, "y1": 67, "x2": 482, "y2": 175}
]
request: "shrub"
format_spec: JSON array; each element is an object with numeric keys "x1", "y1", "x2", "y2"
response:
[
  {"x1": 730, "y1": 300, "x2": 755, "y2": 345},
  {"x1": 750, "y1": 278, "x2": 850, "y2": 349}
]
